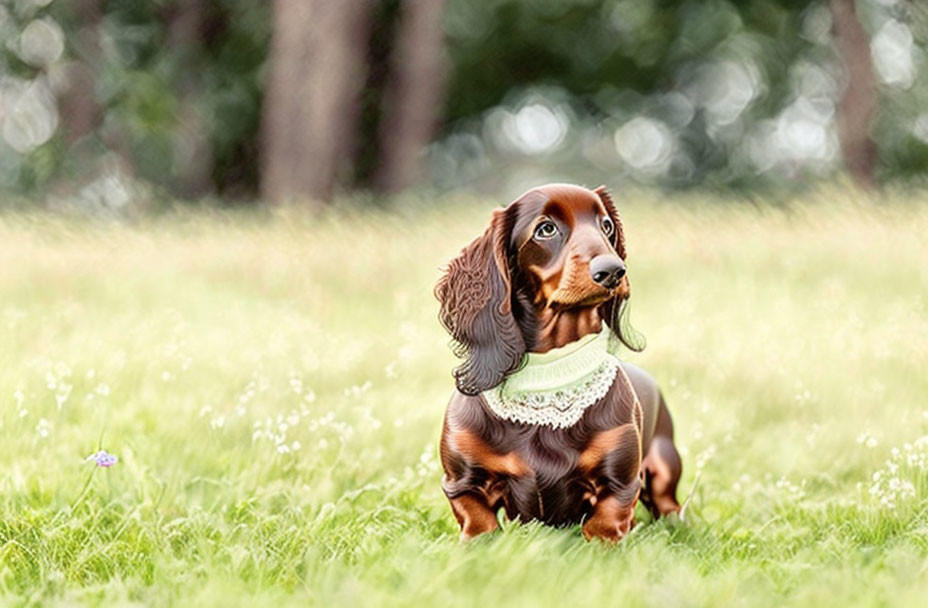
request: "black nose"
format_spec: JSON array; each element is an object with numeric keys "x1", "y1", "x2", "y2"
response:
[{"x1": 589, "y1": 255, "x2": 626, "y2": 288}]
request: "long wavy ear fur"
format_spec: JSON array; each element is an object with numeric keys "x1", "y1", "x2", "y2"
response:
[
  {"x1": 435, "y1": 207, "x2": 526, "y2": 395},
  {"x1": 595, "y1": 186, "x2": 646, "y2": 352}
]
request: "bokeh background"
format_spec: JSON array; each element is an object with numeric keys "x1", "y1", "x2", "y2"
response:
[{"x1": 1, "y1": 0, "x2": 927, "y2": 207}]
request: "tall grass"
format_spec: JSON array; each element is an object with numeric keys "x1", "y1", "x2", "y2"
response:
[{"x1": 1, "y1": 188, "x2": 927, "y2": 606}]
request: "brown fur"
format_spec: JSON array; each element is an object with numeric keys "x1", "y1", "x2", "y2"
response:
[{"x1": 436, "y1": 184, "x2": 682, "y2": 542}]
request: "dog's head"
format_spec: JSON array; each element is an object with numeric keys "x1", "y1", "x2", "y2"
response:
[{"x1": 436, "y1": 183, "x2": 643, "y2": 395}]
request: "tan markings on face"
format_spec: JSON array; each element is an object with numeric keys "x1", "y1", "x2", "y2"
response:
[
  {"x1": 450, "y1": 429, "x2": 530, "y2": 477},
  {"x1": 577, "y1": 423, "x2": 640, "y2": 473},
  {"x1": 547, "y1": 201, "x2": 618, "y2": 307},
  {"x1": 527, "y1": 253, "x2": 567, "y2": 306},
  {"x1": 547, "y1": 251, "x2": 611, "y2": 307},
  {"x1": 517, "y1": 190, "x2": 625, "y2": 314}
]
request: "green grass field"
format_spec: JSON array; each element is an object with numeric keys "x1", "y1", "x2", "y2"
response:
[{"x1": 2, "y1": 189, "x2": 928, "y2": 607}]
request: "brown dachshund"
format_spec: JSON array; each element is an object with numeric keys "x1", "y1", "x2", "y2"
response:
[{"x1": 435, "y1": 183, "x2": 682, "y2": 542}]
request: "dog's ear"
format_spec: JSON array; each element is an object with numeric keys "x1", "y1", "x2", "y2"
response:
[
  {"x1": 435, "y1": 206, "x2": 525, "y2": 395},
  {"x1": 595, "y1": 186, "x2": 645, "y2": 352}
]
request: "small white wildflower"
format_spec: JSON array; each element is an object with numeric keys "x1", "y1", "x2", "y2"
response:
[
  {"x1": 867, "y1": 437, "x2": 928, "y2": 510},
  {"x1": 695, "y1": 444, "x2": 716, "y2": 470},
  {"x1": 344, "y1": 381, "x2": 373, "y2": 397},
  {"x1": 55, "y1": 384, "x2": 72, "y2": 409}
]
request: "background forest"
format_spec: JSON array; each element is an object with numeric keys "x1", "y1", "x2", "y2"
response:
[{"x1": 1, "y1": 0, "x2": 927, "y2": 208}]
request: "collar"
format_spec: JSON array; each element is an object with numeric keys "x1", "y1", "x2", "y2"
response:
[{"x1": 481, "y1": 326, "x2": 620, "y2": 428}]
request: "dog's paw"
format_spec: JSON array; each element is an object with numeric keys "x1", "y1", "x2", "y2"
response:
[{"x1": 582, "y1": 515, "x2": 635, "y2": 543}]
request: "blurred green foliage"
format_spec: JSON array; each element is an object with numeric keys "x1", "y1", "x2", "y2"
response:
[{"x1": 0, "y1": 0, "x2": 926, "y2": 202}]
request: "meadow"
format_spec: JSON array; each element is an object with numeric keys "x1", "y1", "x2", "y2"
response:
[{"x1": 1, "y1": 188, "x2": 927, "y2": 607}]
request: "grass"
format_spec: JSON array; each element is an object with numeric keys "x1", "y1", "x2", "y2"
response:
[{"x1": 1, "y1": 187, "x2": 928, "y2": 606}]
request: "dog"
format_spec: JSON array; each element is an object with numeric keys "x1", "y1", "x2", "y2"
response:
[{"x1": 435, "y1": 183, "x2": 682, "y2": 542}]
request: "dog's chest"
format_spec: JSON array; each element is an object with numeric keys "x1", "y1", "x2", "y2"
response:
[
  {"x1": 496, "y1": 389, "x2": 637, "y2": 526},
  {"x1": 505, "y1": 433, "x2": 593, "y2": 525}
]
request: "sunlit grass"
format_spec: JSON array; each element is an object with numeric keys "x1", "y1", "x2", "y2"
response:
[{"x1": 1, "y1": 187, "x2": 928, "y2": 606}]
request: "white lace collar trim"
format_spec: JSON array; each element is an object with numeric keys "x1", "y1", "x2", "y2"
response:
[{"x1": 481, "y1": 326, "x2": 620, "y2": 429}]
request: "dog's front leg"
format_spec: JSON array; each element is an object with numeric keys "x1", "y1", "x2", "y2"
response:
[
  {"x1": 582, "y1": 489, "x2": 639, "y2": 542},
  {"x1": 579, "y1": 422, "x2": 642, "y2": 542},
  {"x1": 447, "y1": 491, "x2": 499, "y2": 541}
]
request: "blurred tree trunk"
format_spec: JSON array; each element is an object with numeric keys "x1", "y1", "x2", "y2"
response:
[
  {"x1": 58, "y1": 0, "x2": 133, "y2": 179},
  {"x1": 167, "y1": 0, "x2": 213, "y2": 198},
  {"x1": 261, "y1": 0, "x2": 373, "y2": 205},
  {"x1": 829, "y1": 0, "x2": 877, "y2": 189},
  {"x1": 58, "y1": 0, "x2": 101, "y2": 144},
  {"x1": 372, "y1": 0, "x2": 447, "y2": 194}
]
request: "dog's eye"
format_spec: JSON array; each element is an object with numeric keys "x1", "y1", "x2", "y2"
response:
[
  {"x1": 533, "y1": 220, "x2": 558, "y2": 240},
  {"x1": 601, "y1": 216, "x2": 615, "y2": 238}
]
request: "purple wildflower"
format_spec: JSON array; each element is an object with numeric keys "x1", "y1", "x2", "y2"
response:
[{"x1": 86, "y1": 450, "x2": 118, "y2": 467}]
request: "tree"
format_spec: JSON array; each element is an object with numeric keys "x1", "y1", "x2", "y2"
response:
[
  {"x1": 260, "y1": 0, "x2": 373, "y2": 205},
  {"x1": 829, "y1": 0, "x2": 878, "y2": 189},
  {"x1": 372, "y1": 0, "x2": 448, "y2": 194},
  {"x1": 166, "y1": 0, "x2": 213, "y2": 198},
  {"x1": 58, "y1": 0, "x2": 101, "y2": 145}
]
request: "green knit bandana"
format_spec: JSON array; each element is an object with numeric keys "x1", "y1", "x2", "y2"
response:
[{"x1": 481, "y1": 326, "x2": 620, "y2": 428}]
